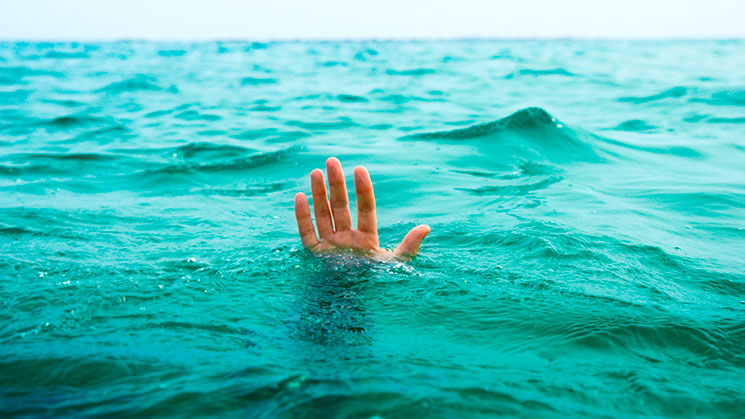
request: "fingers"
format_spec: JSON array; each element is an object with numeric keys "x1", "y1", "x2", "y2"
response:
[
  {"x1": 354, "y1": 166, "x2": 377, "y2": 234},
  {"x1": 294, "y1": 193, "x2": 319, "y2": 249},
  {"x1": 395, "y1": 225, "x2": 431, "y2": 258},
  {"x1": 326, "y1": 157, "x2": 352, "y2": 231},
  {"x1": 310, "y1": 169, "x2": 334, "y2": 238}
]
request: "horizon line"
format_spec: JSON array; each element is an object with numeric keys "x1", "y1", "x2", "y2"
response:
[{"x1": 1, "y1": 36, "x2": 744, "y2": 43}]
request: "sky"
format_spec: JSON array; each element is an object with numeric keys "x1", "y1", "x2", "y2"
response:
[{"x1": 0, "y1": 0, "x2": 743, "y2": 40}]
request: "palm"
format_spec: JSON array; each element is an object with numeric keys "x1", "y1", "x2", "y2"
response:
[{"x1": 294, "y1": 157, "x2": 430, "y2": 259}]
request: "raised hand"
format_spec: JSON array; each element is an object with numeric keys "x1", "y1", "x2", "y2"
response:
[{"x1": 294, "y1": 157, "x2": 430, "y2": 260}]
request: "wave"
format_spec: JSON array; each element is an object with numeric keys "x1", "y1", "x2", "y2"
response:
[
  {"x1": 11, "y1": 152, "x2": 120, "y2": 162},
  {"x1": 322, "y1": 61, "x2": 347, "y2": 67},
  {"x1": 353, "y1": 48, "x2": 379, "y2": 61},
  {"x1": 505, "y1": 68, "x2": 574, "y2": 78},
  {"x1": 174, "y1": 142, "x2": 259, "y2": 161},
  {"x1": 246, "y1": 42, "x2": 269, "y2": 50},
  {"x1": 690, "y1": 89, "x2": 745, "y2": 106},
  {"x1": 157, "y1": 49, "x2": 187, "y2": 57},
  {"x1": 618, "y1": 87, "x2": 745, "y2": 108},
  {"x1": 174, "y1": 110, "x2": 221, "y2": 122},
  {"x1": 285, "y1": 118, "x2": 357, "y2": 131},
  {"x1": 40, "y1": 98, "x2": 86, "y2": 108},
  {"x1": 144, "y1": 109, "x2": 173, "y2": 118},
  {"x1": 44, "y1": 51, "x2": 88, "y2": 59},
  {"x1": 0, "y1": 89, "x2": 31, "y2": 104},
  {"x1": 45, "y1": 115, "x2": 108, "y2": 127},
  {"x1": 402, "y1": 107, "x2": 602, "y2": 163},
  {"x1": 405, "y1": 107, "x2": 563, "y2": 138},
  {"x1": 240, "y1": 76, "x2": 277, "y2": 85},
  {"x1": 619, "y1": 86, "x2": 687, "y2": 104},
  {"x1": 706, "y1": 116, "x2": 745, "y2": 124},
  {"x1": 0, "y1": 225, "x2": 38, "y2": 237},
  {"x1": 144, "y1": 144, "x2": 299, "y2": 175},
  {"x1": 96, "y1": 75, "x2": 165, "y2": 94},
  {"x1": 228, "y1": 129, "x2": 310, "y2": 143},
  {"x1": 385, "y1": 68, "x2": 436, "y2": 76},
  {"x1": 250, "y1": 104, "x2": 281, "y2": 112},
  {"x1": 456, "y1": 176, "x2": 562, "y2": 196},
  {"x1": 454, "y1": 160, "x2": 556, "y2": 179},
  {"x1": 0, "y1": 65, "x2": 63, "y2": 82},
  {"x1": 0, "y1": 115, "x2": 123, "y2": 136},
  {"x1": 374, "y1": 92, "x2": 444, "y2": 104},
  {"x1": 336, "y1": 94, "x2": 368, "y2": 103},
  {"x1": 612, "y1": 119, "x2": 657, "y2": 132},
  {"x1": 628, "y1": 189, "x2": 745, "y2": 218},
  {"x1": 450, "y1": 160, "x2": 561, "y2": 200},
  {"x1": 177, "y1": 183, "x2": 288, "y2": 197},
  {"x1": 72, "y1": 125, "x2": 132, "y2": 141},
  {"x1": 0, "y1": 151, "x2": 130, "y2": 177},
  {"x1": 0, "y1": 142, "x2": 297, "y2": 186}
]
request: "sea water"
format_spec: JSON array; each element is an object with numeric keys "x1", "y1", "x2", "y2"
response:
[{"x1": 1, "y1": 41, "x2": 744, "y2": 417}]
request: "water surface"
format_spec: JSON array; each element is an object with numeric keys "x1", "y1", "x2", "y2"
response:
[{"x1": 1, "y1": 40, "x2": 744, "y2": 417}]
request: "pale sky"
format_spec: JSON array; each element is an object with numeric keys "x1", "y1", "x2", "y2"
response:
[{"x1": 1, "y1": 0, "x2": 743, "y2": 40}]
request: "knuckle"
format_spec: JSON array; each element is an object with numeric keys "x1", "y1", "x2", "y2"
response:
[
  {"x1": 331, "y1": 197, "x2": 348, "y2": 206},
  {"x1": 358, "y1": 202, "x2": 375, "y2": 212}
]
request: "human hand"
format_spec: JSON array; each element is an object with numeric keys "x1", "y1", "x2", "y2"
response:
[{"x1": 294, "y1": 157, "x2": 430, "y2": 260}]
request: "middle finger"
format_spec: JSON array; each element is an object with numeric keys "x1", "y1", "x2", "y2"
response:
[{"x1": 326, "y1": 157, "x2": 352, "y2": 231}]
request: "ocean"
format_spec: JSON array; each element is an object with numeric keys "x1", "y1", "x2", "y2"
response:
[{"x1": 1, "y1": 40, "x2": 744, "y2": 417}]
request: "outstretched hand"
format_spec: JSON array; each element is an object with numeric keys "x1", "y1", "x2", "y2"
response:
[{"x1": 294, "y1": 157, "x2": 430, "y2": 260}]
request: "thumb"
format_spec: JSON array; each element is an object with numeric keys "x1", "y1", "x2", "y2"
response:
[{"x1": 394, "y1": 225, "x2": 431, "y2": 258}]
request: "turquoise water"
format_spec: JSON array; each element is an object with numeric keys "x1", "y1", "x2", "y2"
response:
[{"x1": 1, "y1": 40, "x2": 744, "y2": 417}]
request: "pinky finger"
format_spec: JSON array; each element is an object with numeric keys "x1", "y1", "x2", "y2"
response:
[
  {"x1": 395, "y1": 224, "x2": 431, "y2": 258},
  {"x1": 294, "y1": 193, "x2": 319, "y2": 249}
]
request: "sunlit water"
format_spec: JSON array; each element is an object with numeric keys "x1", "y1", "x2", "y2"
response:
[{"x1": 1, "y1": 41, "x2": 744, "y2": 417}]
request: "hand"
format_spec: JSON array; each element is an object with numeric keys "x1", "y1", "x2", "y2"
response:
[{"x1": 294, "y1": 157, "x2": 430, "y2": 260}]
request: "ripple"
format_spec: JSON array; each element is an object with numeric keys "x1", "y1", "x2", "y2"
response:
[
  {"x1": 0, "y1": 65, "x2": 64, "y2": 81},
  {"x1": 505, "y1": 68, "x2": 574, "y2": 78},
  {"x1": 690, "y1": 89, "x2": 745, "y2": 106},
  {"x1": 145, "y1": 145, "x2": 299, "y2": 175},
  {"x1": 157, "y1": 49, "x2": 187, "y2": 57},
  {"x1": 240, "y1": 76, "x2": 277, "y2": 85},
  {"x1": 173, "y1": 142, "x2": 258, "y2": 161},
  {"x1": 174, "y1": 110, "x2": 221, "y2": 121},
  {"x1": 46, "y1": 115, "x2": 107, "y2": 127},
  {"x1": 44, "y1": 50, "x2": 88, "y2": 59},
  {"x1": 385, "y1": 68, "x2": 436, "y2": 76},
  {"x1": 285, "y1": 118, "x2": 357, "y2": 130},
  {"x1": 456, "y1": 175, "x2": 562, "y2": 196},
  {"x1": 612, "y1": 119, "x2": 657, "y2": 131},
  {"x1": 96, "y1": 75, "x2": 164, "y2": 93},
  {"x1": 619, "y1": 86, "x2": 688, "y2": 104},
  {"x1": 706, "y1": 116, "x2": 745, "y2": 124},
  {"x1": 336, "y1": 94, "x2": 368, "y2": 103},
  {"x1": 192, "y1": 183, "x2": 288, "y2": 197}
]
